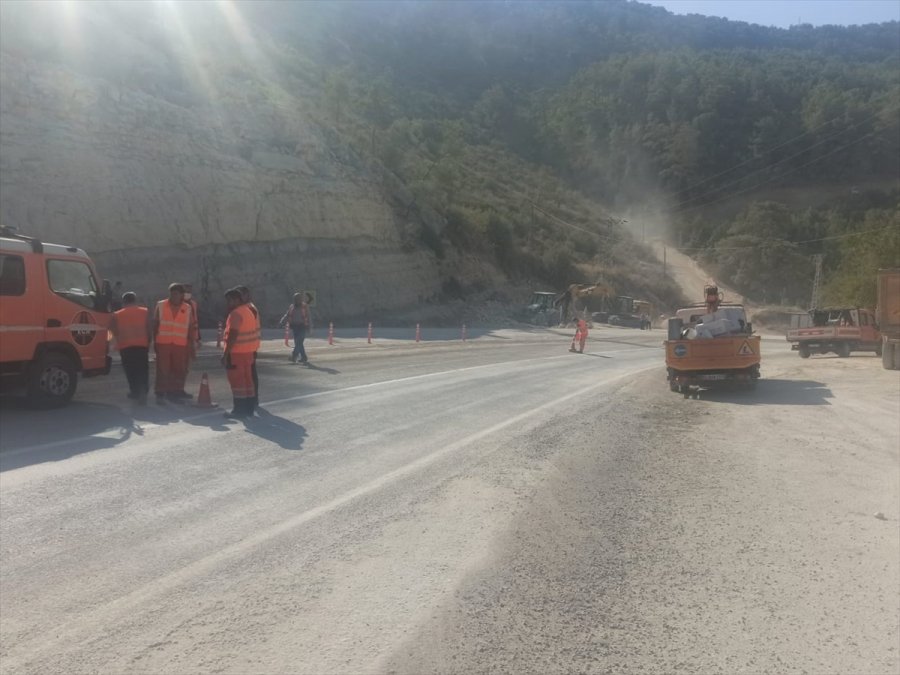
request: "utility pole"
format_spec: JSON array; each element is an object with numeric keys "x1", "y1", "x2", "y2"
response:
[{"x1": 810, "y1": 254, "x2": 824, "y2": 310}]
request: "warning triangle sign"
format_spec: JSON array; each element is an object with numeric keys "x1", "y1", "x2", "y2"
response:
[{"x1": 737, "y1": 340, "x2": 755, "y2": 356}]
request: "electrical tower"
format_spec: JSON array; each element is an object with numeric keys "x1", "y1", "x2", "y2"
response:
[{"x1": 810, "y1": 254, "x2": 824, "y2": 310}]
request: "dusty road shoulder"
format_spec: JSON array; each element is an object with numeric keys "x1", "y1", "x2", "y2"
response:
[{"x1": 385, "y1": 357, "x2": 900, "y2": 674}]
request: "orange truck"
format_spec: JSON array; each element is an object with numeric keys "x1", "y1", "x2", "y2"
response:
[
  {"x1": 664, "y1": 286, "x2": 761, "y2": 397},
  {"x1": 0, "y1": 227, "x2": 113, "y2": 407},
  {"x1": 785, "y1": 307, "x2": 881, "y2": 359},
  {"x1": 877, "y1": 268, "x2": 900, "y2": 370}
]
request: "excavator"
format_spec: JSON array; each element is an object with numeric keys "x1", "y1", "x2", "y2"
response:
[
  {"x1": 555, "y1": 282, "x2": 615, "y2": 326},
  {"x1": 553, "y1": 283, "x2": 652, "y2": 329}
]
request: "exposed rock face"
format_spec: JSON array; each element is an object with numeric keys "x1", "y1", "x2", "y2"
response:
[
  {"x1": 95, "y1": 238, "x2": 439, "y2": 326},
  {"x1": 0, "y1": 4, "x2": 443, "y2": 322}
]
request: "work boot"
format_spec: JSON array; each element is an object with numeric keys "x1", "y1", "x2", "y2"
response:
[{"x1": 224, "y1": 399, "x2": 249, "y2": 419}]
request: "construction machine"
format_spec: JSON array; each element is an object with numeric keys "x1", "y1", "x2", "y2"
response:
[
  {"x1": 665, "y1": 285, "x2": 760, "y2": 397},
  {"x1": 521, "y1": 291, "x2": 559, "y2": 326},
  {"x1": 608, "y1": 296, "x2": 653, "y2": 329},
  {"x1": 556, "y1": 282, "x2": 615, "y2": 325}
]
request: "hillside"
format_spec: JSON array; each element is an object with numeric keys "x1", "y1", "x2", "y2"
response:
[{"x1": 1, "y1": 1, "x2": 897, "y2": 321}]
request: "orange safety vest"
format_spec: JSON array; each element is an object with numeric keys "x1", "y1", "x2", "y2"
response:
[
  {"x1": 187, "y1": 298, "x2": 201, "y2": 342},
  {"x1": 226, "y1": 304, "x2": 261, "y2": 353},
  {"x1": 247, "y1": 302, "x2": 262, "y2": 352},
  {"x1": 155, "y1": 300, "x2": 192, "y2": 347},
  {"x1": 114, "y1": 306, "x2": 149, "y2": 350}
]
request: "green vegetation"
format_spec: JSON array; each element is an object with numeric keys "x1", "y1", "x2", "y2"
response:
[
  {"x1": 3, "y1": 0, "x2": 897, "y2": 308},
  {"x1": 253, "y1": 0, "x2": 899, "y2": 307}
]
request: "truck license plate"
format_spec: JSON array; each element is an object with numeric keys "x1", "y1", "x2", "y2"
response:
[{"x1": 699, "y1": 374, "x2": 727, "y2": 380}]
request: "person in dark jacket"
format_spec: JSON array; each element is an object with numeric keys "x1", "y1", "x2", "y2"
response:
[{"x1": 280, "y1": 292, "x2": 312, "y2": 364}]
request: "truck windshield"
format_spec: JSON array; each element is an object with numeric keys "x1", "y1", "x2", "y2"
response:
[{"x1": 47, "y1": 258, "x2": 99, "y2": 309}]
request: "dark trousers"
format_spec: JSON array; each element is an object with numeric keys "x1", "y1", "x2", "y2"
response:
[
  {"x1": 291, "y1": 325, "x2": 308, "y2": 361},
  {"x1": 120, "y1": 346, "x2": 149, "y2": 396},
  {"x1": 251, "y1": 352, "x2": 259, "y2": 403}
]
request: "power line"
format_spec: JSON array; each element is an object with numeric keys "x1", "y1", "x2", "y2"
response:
[
  {"x1": 527, "y1": 200, "x2": 620, "y2": 242},
  {"x1": 675, "y1": 128, "x2": 879, "y2": 216},
  {"x1": 676, "y1": 225, "x2": 896, "y2": 253},
  {"x1": 672, "y1": 107, "x2": 892, "y2": 211},
  {"x1": 669, "y1": 109, "x2": 881, "y2": 200}
]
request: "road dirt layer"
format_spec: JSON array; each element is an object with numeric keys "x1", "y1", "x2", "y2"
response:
[{"x1": 0, "y1": 327, "x2": 897, "y2": 674}]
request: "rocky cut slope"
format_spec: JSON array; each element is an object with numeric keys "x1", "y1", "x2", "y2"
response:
[{"x1": 0, "y1": 1, "x2": 444, "y2": 323}]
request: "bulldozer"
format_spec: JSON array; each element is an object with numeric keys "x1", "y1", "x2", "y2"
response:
[{"x1": 607, "y1": 296, "x2": 653, "y2": 330}]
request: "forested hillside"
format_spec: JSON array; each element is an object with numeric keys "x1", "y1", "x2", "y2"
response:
[
  {"x1": 1, "y1": 0, "x2": 897, "y2": 314},
  {"x1": 250, "y1": 0, "x2": 899, "y2": 307}
]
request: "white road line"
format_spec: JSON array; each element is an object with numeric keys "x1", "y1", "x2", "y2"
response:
[
  {"x1": 4, "y1": 363, "x2": 657, "y2": 665},
  {"x1": 0, "y1": 348, "x2": 651, "y2": 459}
]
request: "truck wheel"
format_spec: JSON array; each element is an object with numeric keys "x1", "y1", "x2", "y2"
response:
[
  {"x1": 882, "y1": 342, "x2": 894, "y2": 369},
  {"x1": 894, "y1": 345, "x2": 900, "y2": 370},
  {"x1": 26, "y1": 352, "x2": 78, "y2": 408},
  {"x1": 799, "y1": 345, "x2": 810, "y2": 359},
  {"x1": 837, "y1": 343, "x2": 851, "y2": 358}
]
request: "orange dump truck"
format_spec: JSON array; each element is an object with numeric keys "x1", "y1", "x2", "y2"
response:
[
  {"x1": 664, "y1": 286, "x2": 761, "y2": 397},
  {"x1": 877, "y1": 268, "x2": 900, "y2": 370}
]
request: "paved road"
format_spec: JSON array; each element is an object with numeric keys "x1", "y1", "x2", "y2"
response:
[{"x1": 1, "y1": 327, "x2": 897, "y2": 674}]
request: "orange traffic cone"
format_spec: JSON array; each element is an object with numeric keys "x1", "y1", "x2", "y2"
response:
[{"x1": 194, "y1": 372, "x2": 218, "y2": 408}]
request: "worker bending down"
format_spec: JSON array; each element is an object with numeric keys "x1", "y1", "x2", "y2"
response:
[
  {"x1": 569, "y1": 318, "x2": 588, "y2": 354},
  {"x1": 222, "y1": 288, "x2": 259, "y2": 419}
]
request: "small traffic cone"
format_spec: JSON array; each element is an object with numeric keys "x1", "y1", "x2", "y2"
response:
[
  {"x1": 216, "y1": 321, "x2": 223, "y2": 348},
  {"x1": 194, "y1": 372, "x2": 218, "y2": 408},
  {"x1": 328, "y1": 321, "x2": 334, "y2": 346}
]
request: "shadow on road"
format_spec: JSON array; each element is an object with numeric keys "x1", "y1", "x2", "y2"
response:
[
  {"x1": 302, "y1": 363, "x2": 340, "y2": 375},
  {"x1": 0, "y1": 400, "x2": 151, "y2": 471},
  {"x1": 243, "y1": 410, "x2": 307, "y2": 450},
  {"x1": 700, "y1": 379, "x2": 833, "y2": 406}
]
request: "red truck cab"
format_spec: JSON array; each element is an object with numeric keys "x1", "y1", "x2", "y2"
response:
[
  {"x1": 786, "y1": 307, "x2": 881, "y2": 359},
  {"x1": 0, "y1": 227, "x2": 112, "y2": 406}
]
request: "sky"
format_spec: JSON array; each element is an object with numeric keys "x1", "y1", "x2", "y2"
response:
[{"x1": 644, "y1": 0, "x2": 900, "y2": 27}]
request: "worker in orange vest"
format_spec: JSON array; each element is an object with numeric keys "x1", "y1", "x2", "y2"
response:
[
  {"x1": 236, "y1": 285, "x2": 262, "y2": 411},
  {"x1": 152, "y1": 283, "x2": 198, "y2": 403},
  {"x1": 222, "y1": 288, "x2": 260, "y2": 419},
  {"x1": 569, "y1": 317, "x2": 588, "y2": 354},
  {"x1": 110, "y1": 292, "x2": 152, "y2": 403}
]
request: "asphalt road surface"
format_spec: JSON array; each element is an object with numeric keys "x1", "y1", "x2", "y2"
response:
[{"x1": 1, "y1": 327, "x2": 897, "y2": 674}]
